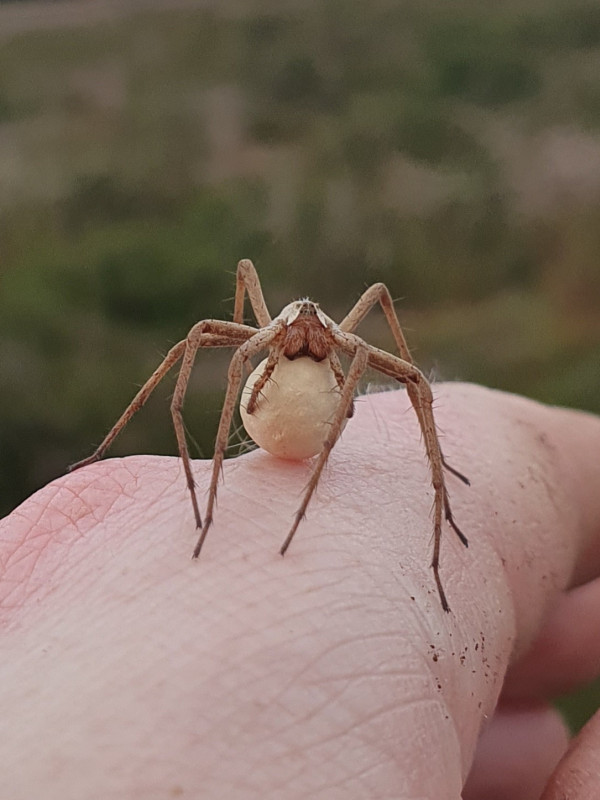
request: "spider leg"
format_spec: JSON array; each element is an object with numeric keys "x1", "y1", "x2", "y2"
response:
[
  {"x1": 333, "y1": 331, "x2": 464, "y2": 612},
  {"x1": 279, "y1": 343, "x2": 369, "y2": 556},
  {"x1": 70, "y1": 321, "x2": 259, "y2": 475},
  {"x1": 397, "y1": 370, "x2": 459, "y2": 612},
  {"x1": 328, "y1": 351, "x2": 345, "y2": 390},
  {"x1": 443, "y1": 490, "x2": 468, "y2": 547},
  {"x1": 245, "y1": 341, "x2": 285, "y2": 415},
  {"x1": 441, "y1": 456, "x2": 470, "y2": 486},
  {"x1": 169, "y1": 320, "x2": 260, "y2": 531},
  {"x1": 339, "y1": 282, "x2": 411, "y2": 358},
  {"x1": 328, "y1": 351, "x2": 354, "y2": 418},
  {"x1": 339, "y1": 282, "x2": 469, "y2": 485},
  {"x1": 192, "y1": 323, "x2": 284, "y2": 557},
  {"x1": 233, "y1": 259, "x2": 272, "y2": 327},
  {"x1": 69, "y1": 339, "x2": 187, "y2": 471}
]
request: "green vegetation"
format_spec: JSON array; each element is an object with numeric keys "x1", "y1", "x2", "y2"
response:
[{"x1": 0, "y1": 0, "x2": 599, "y2": 729}]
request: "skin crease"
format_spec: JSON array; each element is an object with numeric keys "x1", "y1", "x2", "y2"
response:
[{"x1": 0, "y1": 384, "x2": 599, "y2": 799}]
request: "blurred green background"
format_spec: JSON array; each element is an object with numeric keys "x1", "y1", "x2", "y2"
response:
[{"x1": 1, "y1": 0, "x2": 598, "y2": 730}]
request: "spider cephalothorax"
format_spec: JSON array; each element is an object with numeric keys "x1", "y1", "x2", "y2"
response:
[{"x1": 70, "y1": 259, "x2": 469, "y2": 611}]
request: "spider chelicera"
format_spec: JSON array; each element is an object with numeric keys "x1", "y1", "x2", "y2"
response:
[{"x1": 70, "y1": 259, "x2": 469, "y2": 611}]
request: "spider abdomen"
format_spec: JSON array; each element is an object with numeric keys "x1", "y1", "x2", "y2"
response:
[{"x1": 240, "y1": 356, "x2": 347, "y2": 460}]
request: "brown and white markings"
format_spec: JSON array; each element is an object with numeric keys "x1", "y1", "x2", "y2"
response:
[{"x1": 70, "y1": 259, "x2": 469, "y2": 611}]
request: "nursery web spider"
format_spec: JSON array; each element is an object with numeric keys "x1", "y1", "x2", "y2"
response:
[{"x1": 70, "y1": 259, "x2": 469, "y2": 611}]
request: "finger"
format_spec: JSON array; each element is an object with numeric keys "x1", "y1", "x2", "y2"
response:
[
  {"x1": 499, "y1": 399, "x2": 600, "y2": 701},
  {"x1": 1, "y1": 384, "x2": 599, "y2": 798},
  {"x1": 505, "y1": 577, "x2": 600, "y2": 700},
  {"x1": 541, "y1": 710, "x2": 600, "y2": 799},
  {"x1": 1, "y1": 453, "x2": 472, "y2": 798},
  {"x1": 463, "y1": 703, "x2": 569, "y2": 800},
  {"x1": 421, "y1": 384, "x2": 600, "y2": 659},
  {"x1": 568, "y1": 448, "x2": 600, "y2": 588},
  {"x1": 533, "y1": 403, "x2": 600, "y2": 587}
]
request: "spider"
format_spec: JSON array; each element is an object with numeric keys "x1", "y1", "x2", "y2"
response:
[{"x1": 70, "y1": 259, "x2": 469, "y2": 611}]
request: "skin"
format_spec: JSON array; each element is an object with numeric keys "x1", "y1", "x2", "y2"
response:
[{"x1": 0, "y1": 383, "x2": 599, "y2": 799}]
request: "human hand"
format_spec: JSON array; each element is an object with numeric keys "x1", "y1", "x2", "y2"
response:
[{"x1": 1, "y1": 384, "x2": 599, "y2": 799}]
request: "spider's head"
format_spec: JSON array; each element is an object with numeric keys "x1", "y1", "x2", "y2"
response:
[{"x1": 277, "y1": 299, "x2": 330, "y2": 329}]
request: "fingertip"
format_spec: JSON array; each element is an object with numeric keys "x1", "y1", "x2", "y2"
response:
[
  {"x1": 464, "y1": 704, "x2": 569, "y2": 800},
  {"x1": 541, "y1": 710, "x2": 600, "y2": 800}
]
